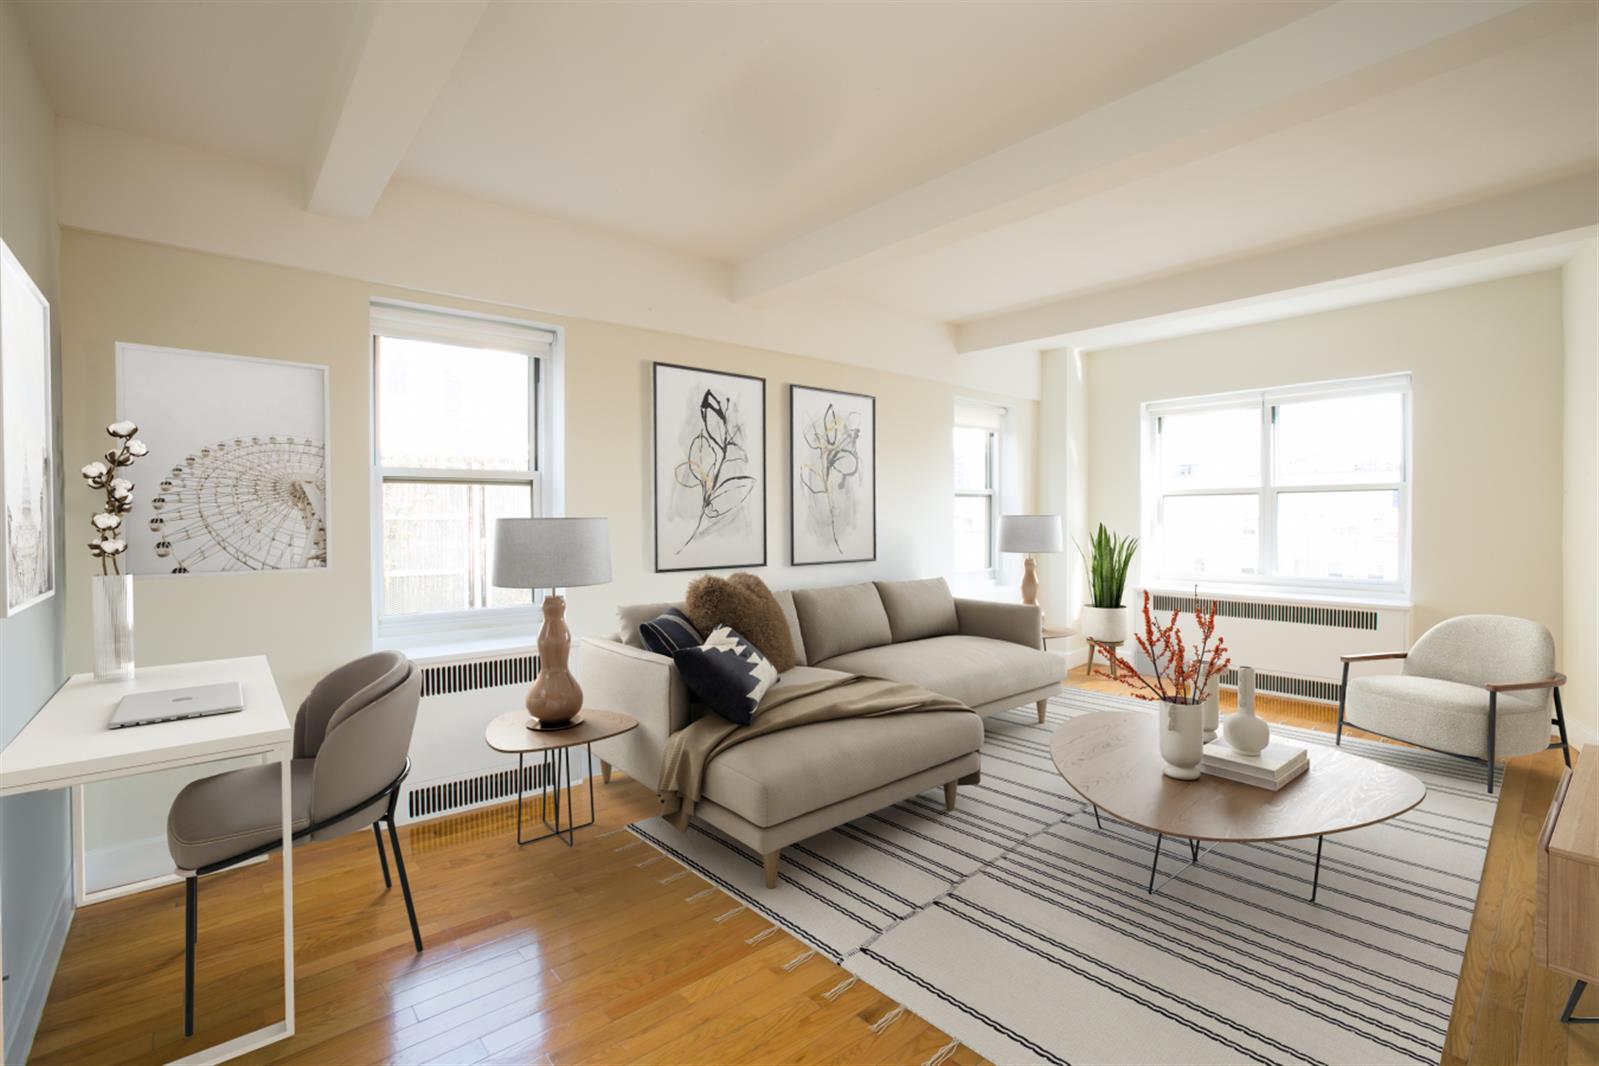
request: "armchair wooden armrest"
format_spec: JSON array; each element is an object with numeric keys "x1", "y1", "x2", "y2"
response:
[
  {"x1": 1340, "y1": 651, "x2": 1409, "y2": 663},
  {"x1": 1484, "y1": 672, "x2": 1567, "y2": 693}
]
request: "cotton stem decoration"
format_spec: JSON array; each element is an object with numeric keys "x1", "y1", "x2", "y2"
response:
[{"x1": 82, "y1": 421, "x2": 146, "y2": 575}]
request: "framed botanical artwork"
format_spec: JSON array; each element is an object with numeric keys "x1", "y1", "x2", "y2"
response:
[
  {"x1": 116, "y1": 343, "x2": 330, "y2": 575},
  {"x1": 790, "y1": 384, "x2": 875, "y2": 565},
  {"x1": 0, "y1": 239, "x2": 56, "y2": 615},
  {"x1": 653, "y1": 362, "x2": 766, "y2": 572}
]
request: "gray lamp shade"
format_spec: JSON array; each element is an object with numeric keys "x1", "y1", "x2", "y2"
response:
[
  {"x1": 492, "y1": 517, "x2": 612, "y2": 589},
  {"x1": 998, "y1": 514, "x2": 1063, "y2": 554}
]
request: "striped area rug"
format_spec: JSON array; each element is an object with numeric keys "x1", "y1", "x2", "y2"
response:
[{"x1": 629, "y1": 689, "x2": 1496, "y2": 1064}]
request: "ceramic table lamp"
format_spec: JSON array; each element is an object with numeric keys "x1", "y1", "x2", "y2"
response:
[
  {"x1": 998, "y1": 514, "x2": 1063, "y2": 618},
  {"x1": 492, "y1": 517, "x2": 612, "y2": 730}
]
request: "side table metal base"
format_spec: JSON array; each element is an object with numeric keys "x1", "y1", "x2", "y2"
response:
[
  {"x1": 1563, "y1": 980, "x2": 1596, "y2": 1024},
  {"x1": 515, "y1": 745, "x2": 596, "y2": 847}
]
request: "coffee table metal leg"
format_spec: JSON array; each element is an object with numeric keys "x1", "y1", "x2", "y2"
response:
[
  {"x1": 1148, "y1": 833, "x2": 1163, "y2": 893},
  {"x1": 1562, "y1": 980, "x2": 1596, "y2": 1023},
  {"x1": 1091, "y1": 804, "x2": 1103, "y2": 830},
  {"x1": 1189, "y1": 839, "x2": 1200, "y2": 863},
  {"x1": 1309, "y1": 835, "x2": 1325, "y2": 902}
]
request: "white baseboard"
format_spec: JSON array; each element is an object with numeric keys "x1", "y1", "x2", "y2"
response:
[{"x1": 3, "y1": 870, "x2": 74, "y2": 1066}]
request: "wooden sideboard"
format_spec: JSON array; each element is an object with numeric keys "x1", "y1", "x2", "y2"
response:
[{"x1": 1536, "y1": 752, "x2": 1599, "y2": 1024}]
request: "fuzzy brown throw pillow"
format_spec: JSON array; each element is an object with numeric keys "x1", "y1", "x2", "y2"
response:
[{"x1": 683, "y1": 572, "x2": 797, "y2": 672}]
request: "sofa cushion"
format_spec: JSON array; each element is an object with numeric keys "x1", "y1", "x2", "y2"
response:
[
  {"x1": 818, "y1": 635, "x2": 1064, "y2": 711},
  {"x1": 702, "y1": 709, "x2": 982, "y2": 827},
  {"x1": 875, "y1": 578, "x2": 959, "y2": 643},
  {"x1": 772, "y1": 589, "x2": 808, "y2": 667},
  {"x1": 684, "y1": 573, "x2": 798, "y2": 672},
  {"x1": 791, "y1": 582, "x2": 893, "y2": 663},
  {"x1": 639, "y1": 607, "x2": 702, "y2": 656},
  {"x1": 673, "y1": 626, "x2": 779, "y2": 725},
  {"x1": 1347, "y1": 673, "x2": 1548, "y2": 760},
  {"x1": 617, "y1": 601, "x2": 679, "y2": 648}
]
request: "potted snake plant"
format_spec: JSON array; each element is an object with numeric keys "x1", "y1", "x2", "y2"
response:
[{"x1": 1077, "y1": 523, "x2": 1137, "y2": 645}]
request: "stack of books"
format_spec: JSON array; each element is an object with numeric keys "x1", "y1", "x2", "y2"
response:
[{"x1": 1201, "y1": 740, "x2": 1309, "y2": 790}]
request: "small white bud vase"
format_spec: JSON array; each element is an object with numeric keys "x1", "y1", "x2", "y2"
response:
[
  {"x1": 1202, "y1": 688, "x2": 1219, "y2": 743},
  {"x1": 92, "y1": 573, "x2": 135, "y2": 681},
  {"x1": 1158, "y1": 699, "x2": 1204, "y2": 779},
  {"x1": 1222, "y1": 665, "x2": 1269, "y2": 754}
]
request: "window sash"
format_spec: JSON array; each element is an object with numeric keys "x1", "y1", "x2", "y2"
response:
[
  {"x1": 954, "y1": 424, "x2": 999, "y2": 575},
  {"x1": 371, "y1": 306, "x2": 550, "y2": 632},
  {"x1": 1145, "y1": 375, "x2": 1410, "y2": 594}
]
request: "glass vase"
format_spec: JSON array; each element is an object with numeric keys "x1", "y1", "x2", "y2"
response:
[{"x1": 92, "y1": 573, "x2": 135, "y2": 681}]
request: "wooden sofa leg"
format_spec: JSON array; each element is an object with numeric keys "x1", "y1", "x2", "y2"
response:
[
  {"x1": 600, "y1": 760, "x2": 612, "y2": 784},
  {"x1": 944, "y1": 781, "x2": 958, "y2": 812},
  {"x1": 763, "y1": 851, "x2": 780, "y2": 889},
  {"x1": 1037, "y1": 699, "x2": 1048, "y2": 725}
]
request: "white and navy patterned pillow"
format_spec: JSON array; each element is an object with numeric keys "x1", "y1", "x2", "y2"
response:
[
  {"x1": 639, "y1": 607, "x2": 702, "y2": 656},
  {"x1": 672, "y1": 625, "x2": 780, "y2": 725}
]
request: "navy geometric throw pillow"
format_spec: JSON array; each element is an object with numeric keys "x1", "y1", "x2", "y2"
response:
[
  {"x1": 640, "y1": 607, "x2": 701, "y2": 656},
  {"x1": 672, "y1": 625, "x2": 780, "y2": 726}
]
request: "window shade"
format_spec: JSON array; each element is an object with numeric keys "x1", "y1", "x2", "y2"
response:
[{"x1": 371, "y1": 302, "x2": 555, "y2": 357}]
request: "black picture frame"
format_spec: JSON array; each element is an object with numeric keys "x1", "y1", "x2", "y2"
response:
[
  {"x1": 652, "y1": 361, "x2": 767, "y2": 573},
  {"x1": 789, "y1": 383, "x2": 876, "y2": 566}
]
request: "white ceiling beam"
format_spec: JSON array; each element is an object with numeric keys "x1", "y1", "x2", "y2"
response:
[
  {"x1": 955, "y1": 171, "x2": 1599, "y2": 354},
  {"x1": 733, "y1": 0, "x2": 1581, "y2": 304},
  {"x1": 305, "y1": 0, "x2": 488, "y2": 219}
]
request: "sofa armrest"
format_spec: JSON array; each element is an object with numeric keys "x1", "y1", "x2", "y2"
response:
[
  {"x1": 576, "y1": 638, "x2": 689, "y2": 790},
  {"x1": 954, "y1": 598, "x2": 1043, "y2": 650}
]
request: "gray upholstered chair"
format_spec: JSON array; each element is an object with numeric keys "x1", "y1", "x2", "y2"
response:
[
  {"x1": 166, "y1": 651, "x2": 424, "y2": 1036},
  {"x1": 1336, "y1": 614, "x2": 1570, "y2": 794}
]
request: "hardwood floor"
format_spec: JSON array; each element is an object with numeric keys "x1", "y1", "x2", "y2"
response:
[{"x1": 27, "y1": 669, "x2": 1593, "y2": 1064}]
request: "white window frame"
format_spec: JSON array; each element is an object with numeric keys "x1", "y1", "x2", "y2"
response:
[
  {"x1": 1141, "y1": 373, "x2": 1412, "y2": 599},
  {"x1": 953, "y1": 421, "x2": 1001, "y2": 579},
  {"x1": 370, "y1": 301, "x2": 562, "y2": 642}
]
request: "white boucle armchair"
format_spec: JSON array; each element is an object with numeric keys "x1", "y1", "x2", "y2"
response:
[{"x1": 1336, "y1": 614, "x2": 1571, "y2": 794}]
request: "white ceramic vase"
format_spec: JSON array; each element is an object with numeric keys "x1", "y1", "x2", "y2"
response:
[
  {"x1": 1202, "y1": 688, "x2": 1219, "y2": 743},
  {"x1": 92, "y1": 573, "x2": 135, "y2": 681},
  {"x1": 1081, "y1": 605, "x2": 1128, "y2": 644},
  {"x1": 1222, "y1": 665, "x2": 1270, "y2": 754},
  {"x1": 1158, "y1": 699, "x2": 1204, "y2": 780}
]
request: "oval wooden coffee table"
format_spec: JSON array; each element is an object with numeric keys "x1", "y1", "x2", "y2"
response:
[
  {"x1": 1050, "y1": 710, "x2": 1425, "y2": 900},
  {"x1": 485, "y1": 708, "x2": 637, "y2": 847}
]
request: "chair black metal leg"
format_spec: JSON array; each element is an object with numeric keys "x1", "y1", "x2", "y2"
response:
[
  {"x1": 373, "y1": 822, "x2": 392, "y2": 888},
  {"x1": 1336, "y1": 662, "x2": 1350, "y2": 746},
  {"x1": 385, "y1": 816, "x2": 423, "y2": 953},
  {"x1": 1310, "y1": 836, "x2": 1325, "y2": 903},
  {"x1": 184, "y1": 875, "x2": 197, "y2": 1037},
  {"x1": 1562, "y1": 979, "x2": 1596, "y2": 1023},
  {"x1": 1148, "y1": 833, "x2": 1163, "y2": 894},
  {"x1": 1553, "y1": 688, "x2": 1572, "y2": 768},
  {"x1": 1487, "y1": 692, "x2": 1498, "y2": 795}
]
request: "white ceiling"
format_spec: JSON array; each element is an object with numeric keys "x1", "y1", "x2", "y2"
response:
[{"x1": 14, "y1": 0, "x2": 1598, "y2": 342}]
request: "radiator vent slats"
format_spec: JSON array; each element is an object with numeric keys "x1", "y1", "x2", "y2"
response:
[
  {"x1": 1219, "y1": 667, "x2": 1342, "y2": 705},
  {"x1": 420, "y1": 653, "x2": 538, "y2": 697},
  {"x1": 407, "y1": 762, "x2": 547, "y2": 820},
  {"x1": 1151, "y1": 594, "x2": 1378, "y2": 632}
]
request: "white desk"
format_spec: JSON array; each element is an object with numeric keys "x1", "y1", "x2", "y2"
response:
[{"x1": 0, "y1": 656, "x2": 295, "y2": 1064}]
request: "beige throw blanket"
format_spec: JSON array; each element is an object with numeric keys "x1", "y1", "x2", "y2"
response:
[{"x1": 658, "y1": 674, "x2": 970, "y2": 828}]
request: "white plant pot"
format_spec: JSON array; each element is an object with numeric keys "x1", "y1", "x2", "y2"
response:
[
  {"x1": 1158, "y1": 699, "x2": 1204, "y2": 780},
  {"x1": 1081, "y1": 605, "x2": 1128, "y2": 644}
]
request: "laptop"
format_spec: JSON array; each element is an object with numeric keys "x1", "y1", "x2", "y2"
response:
[{"x1": 110, "y1": 682, "x2": 245, "y2": 729}]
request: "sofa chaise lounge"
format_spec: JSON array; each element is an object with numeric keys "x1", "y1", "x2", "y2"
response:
[{"x1": 582, "y1": 577, "x2": 1065, "y2": 886}]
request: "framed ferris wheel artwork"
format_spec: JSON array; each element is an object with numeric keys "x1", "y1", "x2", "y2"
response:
[{"x1": 115, "y1": 343, "x2": 329, "y2": 576}]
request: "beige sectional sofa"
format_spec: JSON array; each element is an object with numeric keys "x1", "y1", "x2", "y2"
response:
[{"x1": 581, "y1": 577, "x2": 1065, "y2": 887}]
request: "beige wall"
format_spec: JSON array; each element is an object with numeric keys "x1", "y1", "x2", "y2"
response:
[
  {"x1": 58, "y1": 229, "x2": 1035, "y2": 710},
  {"x1": 1563, "y1": 242, "x2": 1597, "y2": 742},
  {"x1": 1083, "y1": 271, "x2": 1567, "y2": 651}
]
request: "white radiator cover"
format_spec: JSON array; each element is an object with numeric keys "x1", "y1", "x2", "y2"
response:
[
  {"x1": 400, "y1": 649, "x2": 591, "y2": 826},
  {"x1": 1138, "y1": 590, "x2": 1411, "y2": 703}
]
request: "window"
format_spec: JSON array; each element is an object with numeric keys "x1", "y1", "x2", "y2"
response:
[
  {"x1": 371, "y1": 303, "x2": 556, "y2": 634},
  {"x1": 953, "y1": 423, "x2": 999, "y2": 575},
  {"x1": 1144, "y1": 374, "x2": 1410, "y2": 596}
]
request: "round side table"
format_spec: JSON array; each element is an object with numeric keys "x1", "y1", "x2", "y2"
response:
[{"x1": 484, "y1": 708, "x2": 638, "y2": 847}]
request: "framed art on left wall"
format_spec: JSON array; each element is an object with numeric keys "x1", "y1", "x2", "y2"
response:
[
  {"x1": 653, "y1": 361, "x2": 766, "y2": 572},
  {"x1": 0, "y1": 239, "x2": 56, "y2": 616}
]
